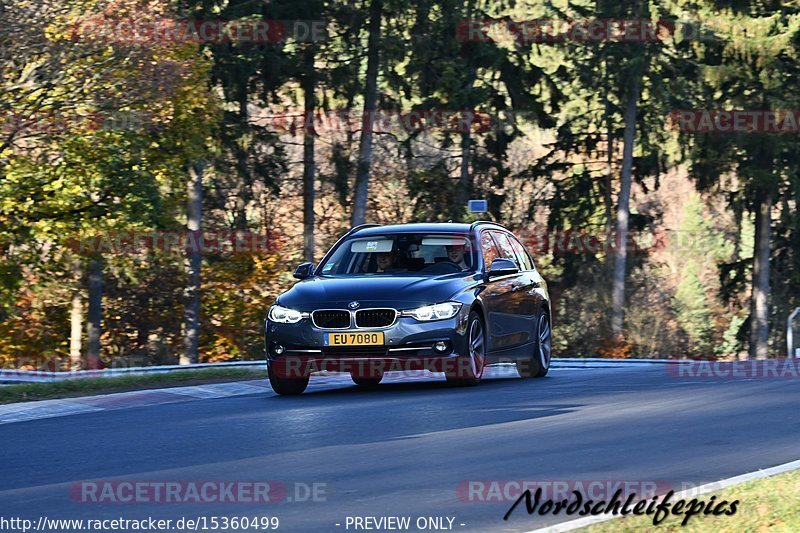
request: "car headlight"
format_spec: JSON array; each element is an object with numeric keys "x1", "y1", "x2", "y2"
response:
[
  {"x1": 402, "y1": 302, "x2": 462, "y2": 321},
  {"x1": 268, "y1": 305, "x2": 309, "y2": 324}
]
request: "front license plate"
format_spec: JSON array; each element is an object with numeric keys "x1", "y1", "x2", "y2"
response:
[{"x1": 325, "y1": 332, "x2": 385, "y2": 346}]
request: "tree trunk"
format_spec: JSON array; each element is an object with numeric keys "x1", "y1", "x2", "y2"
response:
[
  {"x1": 749, "y1": 189, "x2": 772, "y2": 359},
  {"x1": 455, "y1": 126, "x2": 472, "y2": 213},
  {"x1": 70, "y1": 288, "x2": 83, "y2": 371},
  {"x1": 604, "y1": 56, "x2": 614, "y2": 233},
  {"x1": 611, "y1": 76, "x2": 641, "y2": 338},
  {"x1": 350, "y1": 0, "x2": 382, "y2": 226},
  {"x1": 302, "y1": 44, "x2": 316, "y2": 261},
  {"x1": 454, "y1": 0, "x2": 476, "y2": 218},
  {"x1": 181, "y1": 161, "x2": 203, "y2": 365},
  {"x1": 85, "y1": 257, "x2": 103, "y2": 370}
]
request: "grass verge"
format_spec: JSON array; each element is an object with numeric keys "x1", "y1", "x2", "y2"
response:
[
  {"x1": 0, "y1": 367, "x2": 266, "y2": 404},
  {"x1": 582, "y1": 468, "x2": 800, "y2": 532}
]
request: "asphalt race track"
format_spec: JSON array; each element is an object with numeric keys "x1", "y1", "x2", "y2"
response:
[{"x1": 1, "y1": 364, "x2": 799, "y2": 532}]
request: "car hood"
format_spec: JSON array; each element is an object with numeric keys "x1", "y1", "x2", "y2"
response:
[{"x1": 276, "y1": 273, "x2": 480, "y2": 311}]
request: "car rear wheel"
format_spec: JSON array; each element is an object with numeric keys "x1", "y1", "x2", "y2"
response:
[
  {"x1": 446, "y1": 311, "x2": 485, "y2": 386},
  {"x1": 351, "y1": 370, "x2": 384, "y2": 387},
  {"x1": 268, "y1": 361, "x2": 309, "y2": 395},
  {"x1": 517, "y1": 311, "x2": 551, "y2": 378}
]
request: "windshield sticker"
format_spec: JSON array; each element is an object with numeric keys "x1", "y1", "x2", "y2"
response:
[{"x1": 350, "y1": 239, "x2": 393, "y2": 253}]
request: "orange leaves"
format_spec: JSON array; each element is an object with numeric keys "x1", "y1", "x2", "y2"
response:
[{"x1": 596, "y1": 335, "x2": 635, "y2": 359}]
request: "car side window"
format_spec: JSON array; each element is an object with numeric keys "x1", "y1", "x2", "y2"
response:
[
  {"x1": 491, "y1": 231, "x2": 520, "y2": 268},
  {"x1": 480, "y1": 231, "x2": 501, "y2": 269},
  {"x1": 509, "y1": 235, "x2": 534, "y2": 271}
]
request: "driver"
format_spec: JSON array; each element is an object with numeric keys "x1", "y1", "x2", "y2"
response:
[
  {"x1": 376, "y1": 250, "x2": 400, "y2": 272},
  {"x1": 446, "y1": 244, "x2": 469, "y2": 270}
]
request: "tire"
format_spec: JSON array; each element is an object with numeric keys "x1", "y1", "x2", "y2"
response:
[
  {"x1": 351, "y1": 370, "x2": 384, "y2": 387},
  {"x1": 446, "y1": 311, "x2": 485, "y2": 386},
  {"x1": 268, "y1": 360, "x2": 309, "y2": 395},
  {"x1": 517, "y1": 311, "x2": 551, "y2": 378}
]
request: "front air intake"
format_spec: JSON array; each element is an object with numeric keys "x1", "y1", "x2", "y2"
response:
[
  {"x1": 355, "y1": 309, "x2": 397, "y2": 328},
  {"x1": 312, "y1": 310, "x2": 350, "y2": 329}
]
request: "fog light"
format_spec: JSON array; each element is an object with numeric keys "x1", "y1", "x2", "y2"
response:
[
  {"x1": 434, "y1": 341, "x2": 449, "y2": 353},
  {"x1": 273, "y1": 344, "x2": 285, "y2": 355}
]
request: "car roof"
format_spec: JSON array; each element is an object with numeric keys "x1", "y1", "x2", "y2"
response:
[{"x1": 350, "y1": 222, "x2": 507, "y2": 237}]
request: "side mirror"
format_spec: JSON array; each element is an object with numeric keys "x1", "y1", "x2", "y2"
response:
[
  {"x1": 487, "y1": 258, "x2": 518, "y2": 278},
  {"x1": 293, "y1": 262, "x2": 314, "y2": 280}
]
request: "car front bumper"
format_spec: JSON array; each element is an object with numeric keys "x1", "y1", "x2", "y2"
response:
[{"x1": 265, "y1": 312, "x2": 472, "y2": 378}]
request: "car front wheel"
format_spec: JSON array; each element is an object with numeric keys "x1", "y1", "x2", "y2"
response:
[
  {"x1": 268, "y1": 361, "x2": 309, "y2": 395},
  {"x1": 446, "y1": 311, "x2": 485, "y2": 386},
  {"x1": 517, "y1": 311, "x2": 551, "y2": 378}
]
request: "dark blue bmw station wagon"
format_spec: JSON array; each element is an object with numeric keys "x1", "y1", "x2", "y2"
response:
[{"x1": 265, "y1": 222, "x2": 551, "y2": 395}]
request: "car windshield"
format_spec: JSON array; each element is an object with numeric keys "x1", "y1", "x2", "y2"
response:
[{"x1": 318, "y1": 233, "x2": 477, "y2": 276}]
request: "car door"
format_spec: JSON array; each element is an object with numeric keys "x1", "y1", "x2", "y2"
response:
[
  {"x1": 494, "y1": 231, "x2": 534, "y2": 310},
  {"x1": 482, "y1": 230, "x2": 531, "y2": 353},
  {"x1": 508, "y1": 233, "x2": 546, "y2": 319},
  {"x1": 478, "y1": 230, "x2": 505, "y2": 354}
]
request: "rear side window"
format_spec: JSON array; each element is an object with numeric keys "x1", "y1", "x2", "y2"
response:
[
  {"x1": 480, "y1": 231, "x2": 501, "y2": 269},
  {"x1": 491, "y1": 231, "x2": 520, "y2": 268},
  {"x1": 509, "y1": 235, "x2": 534, "y2": 271}
]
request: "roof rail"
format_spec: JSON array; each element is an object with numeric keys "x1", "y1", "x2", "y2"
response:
[
  {"x1": 470, "y1": 220, "x2": 506, "y2": 231},
  {"x1": 345, "y1": 223, "x2": 381, "y2": 237}
]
